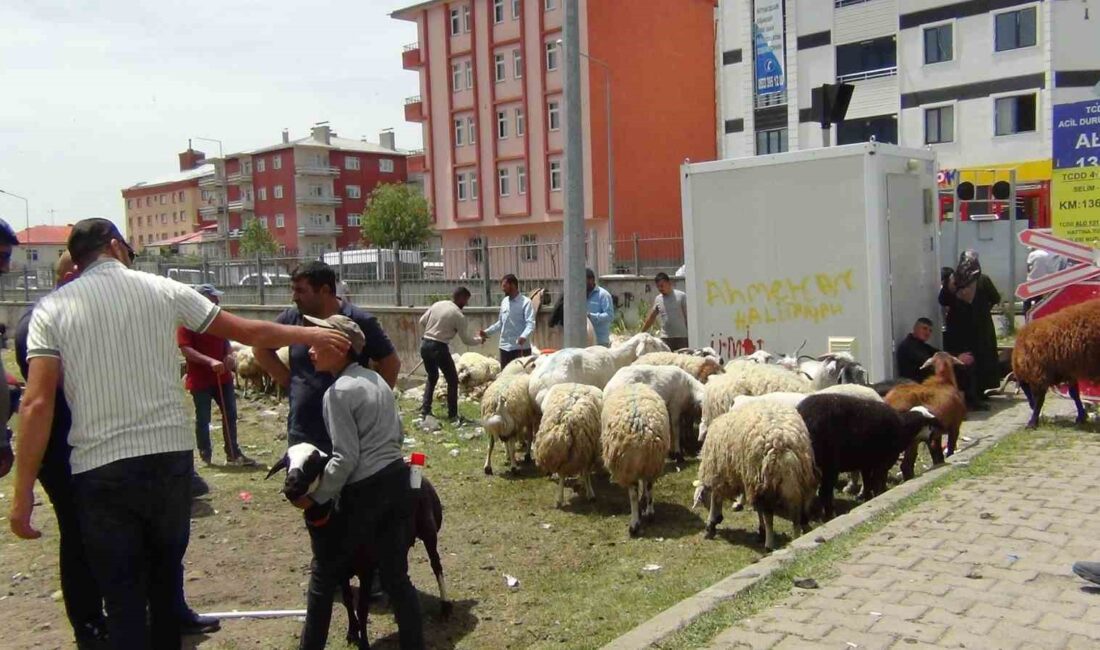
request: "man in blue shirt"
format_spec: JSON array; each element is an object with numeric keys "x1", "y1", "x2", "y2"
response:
[
  {"x1": 478, "y1": 274, "x2": 536, "y2": 366},
  {"x1": 586, "y1": 268, "x2": 614, "y2": 347}
]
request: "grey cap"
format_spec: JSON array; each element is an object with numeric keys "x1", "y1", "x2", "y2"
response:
[{"x1": 302, "y1": 314, "x2": 365, "y2": 355}]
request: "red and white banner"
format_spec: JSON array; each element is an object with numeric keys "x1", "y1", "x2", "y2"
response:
[{"x1": 1016, "y1": 230, "x2": 1100, "y2": 299}]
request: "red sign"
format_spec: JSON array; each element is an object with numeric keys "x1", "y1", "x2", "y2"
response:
[
  {"x1": 1018, "y1": 230, "x2": 1098, "y2": 264},
  {"x1": 1027, "y1": 282, "x2": 1100, "y2": 403},
  {"x1": 1017, "y1": 264, "x2": 1100, "y2": 299}
]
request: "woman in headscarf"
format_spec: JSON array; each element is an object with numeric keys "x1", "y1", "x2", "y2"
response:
[{"x1": 939, "y1": 250, "x2": 1002, "y2": 408}]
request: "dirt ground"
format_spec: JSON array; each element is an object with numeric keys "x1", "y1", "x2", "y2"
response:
[{"x1": 0, "y1": 352, "x2": 873, "y2": 650}]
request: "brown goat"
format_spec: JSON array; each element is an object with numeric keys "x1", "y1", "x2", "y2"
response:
[
  {"x1": 1013, "y1": 297, "x2": 1100, "y2": 428},
  {"x1": 885, "y1": 352, "x2": 967, "y2": 480}
]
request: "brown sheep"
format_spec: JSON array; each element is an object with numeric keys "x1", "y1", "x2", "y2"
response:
[
  {"x1": 1013, "y1": 297, "x2": 1100, "y2": 428},
  {"x1": 885, "y1": 352, "x2": 967, "y2": 480}
]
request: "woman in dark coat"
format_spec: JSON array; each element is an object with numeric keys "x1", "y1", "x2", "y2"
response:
[{"x1": 939, "y1": 251, "x2": 1002, "y2": 405}]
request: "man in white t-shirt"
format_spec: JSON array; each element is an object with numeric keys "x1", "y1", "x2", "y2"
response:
[{"x1": 641, "y1": 272, "x2": 689, "y2": 350}]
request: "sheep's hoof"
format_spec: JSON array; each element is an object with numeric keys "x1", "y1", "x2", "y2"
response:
[
  {"x1": 440, "y1": 601, "x2": 454, "y2": 619},
  {"x1": 484, "y1": 466, "x2": 493, "y2": 476},
  {"x1": 629, "y1": 523, "x2": 642, "y2": 538},
  {"x1": 704, "y1": 521, "x2": 719, "y2": 539}
]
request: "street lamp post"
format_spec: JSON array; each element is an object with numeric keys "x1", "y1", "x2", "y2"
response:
[
  {"x1": 192, "y1": 136, "x2": 229, "y2": 258},
  {"x1": 0, "y1": 188, "x2": 31, "y2": 299}
]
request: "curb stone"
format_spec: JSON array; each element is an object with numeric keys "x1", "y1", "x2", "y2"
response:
[{"x1": 600, "y1": 399, "x2": 1043, "y2": 650}]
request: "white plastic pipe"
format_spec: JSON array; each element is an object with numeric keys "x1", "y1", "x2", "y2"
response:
[{"x1": 200, "y1": 609, "x2": 307, "y2": 620}]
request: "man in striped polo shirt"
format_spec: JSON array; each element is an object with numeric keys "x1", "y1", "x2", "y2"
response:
[{"x1": 9, "y1": 218, "x2": 350, "y2": 650}]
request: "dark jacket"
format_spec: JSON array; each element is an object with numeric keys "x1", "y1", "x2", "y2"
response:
[
  {"x1": 896, "y1": 334, "x2": 938, "y2": 382},
  {"x1": 939, "y1": 274, "x2": 1001, "y2": 391}
]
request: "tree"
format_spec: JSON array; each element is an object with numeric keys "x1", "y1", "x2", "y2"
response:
[
  {"x1": 361, "y1": 182, "x2": 433, "y2": 249},
  {"x1": 239, "y1": 218, "x2": 278, "y2": 257}
]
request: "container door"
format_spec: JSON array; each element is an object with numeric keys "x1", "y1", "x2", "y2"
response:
[{"x1": 886, "y1": 174, "x2": 938, "y2": 371}]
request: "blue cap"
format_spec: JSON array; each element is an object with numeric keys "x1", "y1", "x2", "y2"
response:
[
  {"x1": 197, "y1": 284, "x2": 224, "y2": 297},
  {"x1": 0, "y1": 219, "x2": 19, "y2": 246}
]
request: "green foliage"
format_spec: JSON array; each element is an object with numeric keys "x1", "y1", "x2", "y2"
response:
[
  {"x1": 238, "y1": 218, "x2": 278, "y2": 257},
  {"x1": 360, "y1": 183, "x2": 433, "y2": 249}
]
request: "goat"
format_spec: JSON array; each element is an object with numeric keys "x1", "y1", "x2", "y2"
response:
[{"x1": 884, "y1": 352, "x2": 967, "y2": 480}]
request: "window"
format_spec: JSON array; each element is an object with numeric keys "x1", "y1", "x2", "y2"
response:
[
  {"x1": 995, "y1": 7, "x2": 1037, "y2": 52},
  {"x1": 464, "y1": 61, "x2": 473, "y2": 89},
  {"x1": 274, "y1": 185, "x2": 284, "y2": 199},
  {"x1": 837, "y1": 114, "x2": 898, "y2": 145},
  {"x1": 309, "y1": 185, "x2": 323, "y2": 197},
  {"x1": 548, "y1": 100, "x2": 561, "y2": 130},
  {"x1": 497, "y1": 111, "x2": 509, "y2": 139},
  {"x1": 178, "y1": 190, "x2": 184, "y2": 201},
  {"x1": 273, "y1": 154, "x2": 282, "y2": 170},
  {"x1": 457, "y1": 173, "x2": 469, "y2": 201},
  {"x1": 275, "y1": 213, "x2": 285, "y2": 228},
  {"x1": 471, "y1": 172, "x2": 479, "y2": 199},
  {"x1": 755, "y1": 128, "x2": 788, "y2": 155},
  {"x1": 924, "y1": 105, "x2": 954, "y2": 144},
  {"x1": 545, "y1": 41, "x2": 559, "y2": 71},
  {"x1": 513, "y1": 49, "x2": 523, "y2": 78},
  {"x1": 345, "y1": 155, "x2": 360, "y2": 170},
  {"x1": 127, "y1": 198, "x2": 133, "y2": 208},
  {"x1": 924, "y1": 24, "x2": 953, "y2": 64},
  {"x1": 995, "y1": 94, "x2": 1037, "y2": 135},
  {"x1": 260, "y1": 216, "x2": 269, "y2": 229},
  {"x1": 520, "y1": 234, "x2": 538, "y2": 261},
  {"x1": 836, "y1": 36, "x2": 896, "y2": 79},
  {"x1": 466, "y1": 116, "x2": 476, "y2": 144},
  {"x1": 172, "y1": 211, "x2": 178, "y2": 223},
  {"x1": 515, "y1": 108, "x2": 525, "y2": 136},
  {"x1": 545, "y1": 0, "x2": 556, "y2": 9},
  {"x1": 347, "y1": 213, "x2": 361, "y2": 227},
  {"x1": 549, "y1": 160, "x2": 562, "y2": 191},
  {"x1": 347, "y1": 185, "x2": 362, "y2": 199},
  {"x1": 258, "y1": 187, "x2": 267, "y2": 201},
  {"x1": 495, "y1": 53, "x2": 506, "y2": 82},
  {"x1": 494, "y1": 0, "x2": 504, "y2": 23},
  {"x1": 498, "y1": 168, "x2": 511, "y2": 196},
  {"x1": 455, "y1": 118, "x2": 466, "y2": 146},
  {"x1": 160, "y1": 194, "x2": 167, "y2": 205},
  {"x1": 518, "y1": 165, "x2": 527, "y2": 194},
  {"x1": 512, "y1": 0, "x2": 521, "y2": 19},
  {"x1": 244, "y1": 161, "x2": 253, "y2": 174},
  {"x1": 257, "y1": 159, "x2": 266, "y2": 173},
  {"x1": 462, "y1": 5, "x2": 471, "y2": 32},
  {"x1": 452, "y1": 63, "x2": 463, "y2": 90},
  {"x1": 379, "y1": 158, "x2": 395, "y2": 173},
  {"x1": 450, "y1": 8, "x2": 461, "y2": 35}
]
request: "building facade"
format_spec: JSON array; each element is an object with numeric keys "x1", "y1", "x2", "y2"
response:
[
  {"x1": 13, "y1": 225, "x2": 74, "y2": 271},
  {"x1": 123, "y1": 147, "x2": 212, "y2": 252},
  {"x1": 393, "y1": 0, "x2": 717, "y2": 274},
  {"x1": 719, "y1": 0, "x2": 1100, "y2": 225}
]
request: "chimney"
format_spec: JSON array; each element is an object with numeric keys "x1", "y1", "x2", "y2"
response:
[
  {"x1": 178, "y1": 142, "x2": 207, "y2": 172},
  {"x1": 282, "y1": 128, "x2": 289, "y2": 144},
  {"x1": 379, "y1": 129, "x2": 396, "y2": 151},
  {"x1": 311, "y1": 124, "x2": 331, "y2": 145}
]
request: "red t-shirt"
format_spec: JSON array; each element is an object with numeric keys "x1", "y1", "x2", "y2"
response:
[{"x1": 177, "y1": 326, "x2": 231, "y2": 392}]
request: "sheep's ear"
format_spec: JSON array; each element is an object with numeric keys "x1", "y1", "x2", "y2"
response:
[
  {"x1": 265, "y1": 455, "x2": 288, "y2": 480},
  {"x1": 950, "y1": 355, "x2": 966, "y2": 366},
  {"x1": 817, "y1": 353, "x2": 835, "y2": 362},
  {"x1": 918, "y1": 357, "x2": 935, "y2": 370}
]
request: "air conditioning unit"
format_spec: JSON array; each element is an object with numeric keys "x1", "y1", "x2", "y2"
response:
[{"x1": 828, "y1": 336, "x2": 857, "y2": 356}]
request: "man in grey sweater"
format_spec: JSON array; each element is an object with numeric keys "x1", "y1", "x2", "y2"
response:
[
  {"x1": 292, "y1": 314, "x2": 423, "y2": 650},
  {"x1": 418, "y1": 286, "x2": 481, "y2": 420}
]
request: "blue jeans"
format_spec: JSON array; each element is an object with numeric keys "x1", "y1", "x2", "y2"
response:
[
  {"x1": 191, "y1": 381, "x2": 240, "y2": 457},
  {"x1": 73, "y1": 451, "x2": 193, "y2": 650}
]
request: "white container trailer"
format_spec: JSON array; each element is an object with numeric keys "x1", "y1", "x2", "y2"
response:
[{"x1": 680, "y1": 142, "x2": 940, "y2": 382}]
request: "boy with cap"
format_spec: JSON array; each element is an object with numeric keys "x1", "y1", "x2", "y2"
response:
[
  {"x1": 291, "y1": 314, "x2": 423, "y2": 650},
  {"x1": 177, "y1": 284, "x2": 255, "y2": 466}
]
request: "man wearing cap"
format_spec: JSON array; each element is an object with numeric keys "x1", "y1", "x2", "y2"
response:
[
  {"x1": 0, "y1": 218, "x2": 21, "y2": 480},
  {"x1": 178, "y1": 284, "x2": 255, "y2": 466},
  {"x1": 9, "y1": 218, "x2": 350, "y2": 650},
  {"x1": 290, "y1": 314, "x2": 423, "y2": 650}
]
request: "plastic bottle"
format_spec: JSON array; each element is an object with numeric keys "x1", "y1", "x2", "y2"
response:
[{"x1": 409, "y1": 452, "x2": 425, "y2": 489}]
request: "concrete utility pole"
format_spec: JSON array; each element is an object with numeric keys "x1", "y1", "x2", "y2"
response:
[
  {"x1": 193, "y1": 136, "x2": 229, "y2": 258},
  {"x1": 563, "y1": 0, "x2": 587, "y2": 348}
]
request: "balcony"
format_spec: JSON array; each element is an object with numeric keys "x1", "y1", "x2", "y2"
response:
[
  {"x1": 198, "y1": 175, "x2": 223, "y2": 188},
  {"x1": 836, "y1": 66, "x2": 898, "y2": 84},
  {"x1": 402, "y1": 41, "x2": 422, "y2": 69},
  {"x1": 295, "y1": 164, "x2": 340, "y2": 177},
  {"x1": 199, "y1": 202, "x2": 225, "y2": 218},
  {"x1": 298, "y1": 222, "x2": 344, "y2": 237},
  {"x1": 227, "y1": 197, "x2": 254, "y2": 211},
  {"x1": 407, "y1": 150, "x2": 426, "y2": 174},
  {"x1": 405, "y1": 95, "x2": 425, "y2": 122},
  {"x1": 754, "y1": 91, "x2": 788, "y2": 110},
  {"x1": 296, "y1": 194, "x2": 342, "y2": 206},
  {"x1": 226, "y1": 170, "x2": 253, "y2": 185}
]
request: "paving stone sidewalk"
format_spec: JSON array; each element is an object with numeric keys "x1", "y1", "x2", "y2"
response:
[{"x1": 708, "y1": 410, "x2": 1100, "y2": 650}]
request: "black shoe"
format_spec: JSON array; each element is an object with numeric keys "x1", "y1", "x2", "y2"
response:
[
  {"x1": 199, "y1": 449, "x2": 212, "y2": 465},
  {"x1": 74, "y1": 621, "x2": 109, "y2": 650},
  {"x1": 181, "y1": 609, "x2": 221, "y2": 635},
  {"x1": 191, "y1": 472, "x2": 210, "y2": 497},
  {"x1": 1073, "y1": 561, "x2": 1100, "y2": 586}
]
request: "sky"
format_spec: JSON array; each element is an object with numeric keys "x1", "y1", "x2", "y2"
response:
[{"x1": 0, "y1": 0, "x2": 421, "y2": 233}]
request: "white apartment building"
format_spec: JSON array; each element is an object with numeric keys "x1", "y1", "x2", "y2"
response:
[{"x1": 718, "y1": 0, "x2": 1100, "y2": 225}]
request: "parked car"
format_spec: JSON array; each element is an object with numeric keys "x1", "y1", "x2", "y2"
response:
[{"x1": 239, "y1": 272, "x2": 291, "y2": 287}]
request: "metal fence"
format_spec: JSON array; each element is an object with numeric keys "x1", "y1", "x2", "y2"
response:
[{"x1": 0, "y1": 233, "x2": 686, "y2": 307}]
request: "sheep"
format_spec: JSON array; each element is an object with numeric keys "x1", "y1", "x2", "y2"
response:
[
  {"x1": 499, "y1": 355, "x2": 539, "y2": 378},
  {"x1": 604, "y1": 365, "x2": 706, "y2": 461},
  {"x1": 455, "y1": 351, "x2": 501, "y2": 392},
  {"x1": 693, "y1": 401, "x2": 818, "y2": 550},
  {"x1": 796, "y1": 352, "x2": 869, "y2": 389},
  {"x1": 533, "y1": 383, "x2": 604, "y2": 507},
  {"x1": 527, "y1": 333, "x2": 669, "y2": 410},
  {"x1": 885, "y1": 352, "x2": 967, "y2": 480},
  {"x1": 633, "y1": 351, "x2": 724, "y2": 383},
  {"x1": 234, "y1": 347, "x2": 269, "y2": 395},
  {"x1": 1013, "y1": 297, "x2": 1100, "y2": 428},
  {"x1": 673, "y1": 346, "x2": 721, "y2": 360},
  {"x1": 480, "y1": 374, "x2": 539, "y2": 475},
  {"x1": 797, "y1": 395, "x2": 939, "y2": 520},
  {"x1": 600, "y1": 384, "x2": 671, "y2": 537},
  {"x1": 698, "y1": 361, "x2": 812, "y2": 442}
]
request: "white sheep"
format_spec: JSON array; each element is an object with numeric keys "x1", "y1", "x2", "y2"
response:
[
  {"x1": 527, "y1": 333, "x2": 669, "y2": 410},
  {"x1": 432, "y1": 352, "x2": 501, "y2": 402},
  {"x1": 693, "y1": 401, "x2": 819, "y2": 550},
  {"x1": 605, "y1": 365, "x2": 705, "y2": 461},
  {"x1": 499, "y1": 355, "x2": 539, "y2": 378},
  {"x1": 480, "y1": 374, "x2": 538, "y2": 475},
  {"x1": 698, "y1": 361, "x2": 812, "y2": 442},
  {"x1": 633, "y1": 351, "x2": 724, "y2": 383},
  {"x1": 533, "y1": 383, "x2": 604, "y2": 507},
  {"x1": 796, "y1": 352, "x2": 869, "y2": 390},
  {"x1": 601, "y1": 384, "x2": 671, "y2": 537}
]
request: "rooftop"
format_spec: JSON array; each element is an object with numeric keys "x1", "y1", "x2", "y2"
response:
[
  {"x1": 16, "y1": 225, "x2": 74, "y2": 245},
  {"x1": 246, "y1": 133, "x2": 408, "y2": 157},
  {"x1": 391, "y1": 0, "x2": 445, "y2": 21},
  {"x1": 145, "y1": 225, "x2": 217, "y2": 248},
  {"x1": 125, "y1": 163, "x2": 215, "y2": 191}
]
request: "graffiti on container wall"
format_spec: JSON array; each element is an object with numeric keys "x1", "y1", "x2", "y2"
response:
[
  {"x1": 704, "y1": 268, "x2": 856, "y2": 332},
  {"x1": 709, "y1": 328, "x2": 765, "y2": 359}
]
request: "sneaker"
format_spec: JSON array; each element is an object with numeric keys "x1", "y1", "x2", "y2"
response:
[
  {"x1": 191, "y1": 472, "x2": 210, "y2": 497},
  {"x1": 1072, "y1": 561, "x2": 1100, "y2": 586},
  {"x1": 226, "y1": 453, "x2": 258, "y2": 467},
  {"x1": 180, "y1": 609, "x2": 221, "y2": 635}
]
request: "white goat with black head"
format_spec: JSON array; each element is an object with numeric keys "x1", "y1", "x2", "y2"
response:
[{"x1": 796, "y1": 352, "x2": 868, "y2": 389}]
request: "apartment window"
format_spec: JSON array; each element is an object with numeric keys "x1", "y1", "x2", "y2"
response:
[
  {"x1": 274, "y1": 185, "x2": 284, "y2": 199},
  {"x1": 256, "y1": 187, "x2": 266, "y2": 201},
  {"x1": 549, "y1": 160, "x2": 562, "y2": 191},
  {"x1": 452, "y1": 63, "x2": 463, "y2": 90},
  {"x1": 379, "y1": 158, "x2": 395, "y2": 173},
  {"x1": 514, "y1": 49, "x2": 523, "y2": 78},
  {"x1": 457, "y1": 173, "x2": 469, "y2": 201},
  {"x1": 462, "y1": 5, "x2": 471, "y2": 32},
  {"x1": 520, "y1": 234, "x2": 538, "y2": 261},
  {"x1": 836, "y1": 36, "x2": 897, "y2": 79},
  {"x1": 548, "y1": 100, "x2": 561, "y2": 130},
  {"x1": 161, "y1": 214, "x2": 167, "y2": 224},
  {"x1": 257, "y1": 159, "x2": 266, "y2": 173},
  {"x1": 923, "y1": 24, "x2": 953, "y2": 64},
  {"x1": 275, "y1": 213, "x2": 285, "y2": 228},
  {"x1": 127, "y1": 199, "x2": 133, "y2": 208},
  {"x1": 515, "y1": 108, "x2": 525, "y2": 136},
  {"x1": 995, "y1": 94, "x2": 1037, "y2": 135},
  {"x1": 347, "y1": 185, "x2": 362, "y2": 199},
  {"x1": 464, "y1": 61, "x2": 473, "y2": 89},
  {"x1": 495, "y1": 53, "x2": 506, "y2": 83},
  {"x1": 497, "y1": 111, "x2": 509, "y2": 139},
  {"x1": 160, "y1": 194, "x2": 167, "y2": 205},
  {"x1": 450, "y1": 8, "x2": 461, "y2": 35},
  {"x1": 347, "y1": 213, "x2": 361, "y2": 227},
  {"x1": 925, "y1": 105, "x2": 954, "y2": 144},
  {"x1": 466, "y1": 116, "x2": 476, "y2": 144},
  {"x1": 178, "y1": 191, "x2": 184, "y2": 201},
  {"x1": 171, "y1": 192, "x2": 177, "y2": 204},
  {"x1": 273, "y1": 154, "x2": 282, "y2": 170},
  {"x1": 995, "y1": 7, "x2": 1037, "y2": 52},
  {"x1": 471, "y1": 173, "x2": 479, "y2": 199},
  {"x1": 498, "y1": 168, "x2": 511, "y2": 196},
  {"x1": 309, "y1": 185, "x2": 323, "y2": 197},
  {"x1": 172, "y1": 212, "x2": 178, "y2": 223},
  {"x1": 545, "y1": 0, "x2": 556, "y2": 9},
  {"x1": 545, "y1": 41, "x2": 559, "y2": 71},
  {"x1": 245, "y1": 160, "x2": 254, "y2": 174},
  {"x1": 260, "y1": 216, "x2": 269, "y2": 229},
  {"x1": 518, "y1": 165, "x2": 527, "y2": 194},
  {"x1": 345, "y1": 155, "x2": 361, "y2": 170},
  {"x1": 455, "y1": 119, "x2": 466, "y2": 146},
  {"x1": 837, "y1": 114, "x2": 899, "y2": 145},
  {"x1": 512, "y1": 0, "x2": 521, "y2": 19},
  {"x1": 755, "y1": 128, "x2": 788, "y2": 155},
  {"x1": 494, "y1": 0, "x2": 504, "y2": 23}
]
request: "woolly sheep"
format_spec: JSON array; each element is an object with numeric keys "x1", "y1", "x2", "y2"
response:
[
  {"x1": 533, "y1": 383, "x2": 604, "y2": 507},
  {"x1": 527, "y1": 333, "x2": 669, "y2": 410},
  {"x1": 633, "y1": 351, "x2": 724, "y2": 383},
  {"x1": 499, "y1": 355, "x2": 539, "y2": 378},
  {"x1": 885, "y1": 352, "x2": 967, "y2": 480},
  {"x1": 600, "y1": 384, "x2": 671, "y2": 537},
  {"x1": 698, "y1": 361, "x2": 812, "y2": 442},
  {"x1": 234, "y1": 347, "x2": 268, "y2": 394},
  {"x1": 432, "y1": 352, "x2": 501, "y2": 402},
  {"x1": 1013, "y1": 297, "x2": 1100, "y2": 427},
  {"x1": 480, "y1": 374, "x2": 538, "y2": 475},
  {"x1": 796, "y1": 352, "x2": 869, "y2": 390},
  {"x1": 605, "y1": 365, "x2": 706, "y2": 461},
  {"x1": 693, "y1": 401, "x2": 818, "y2": 550}
]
